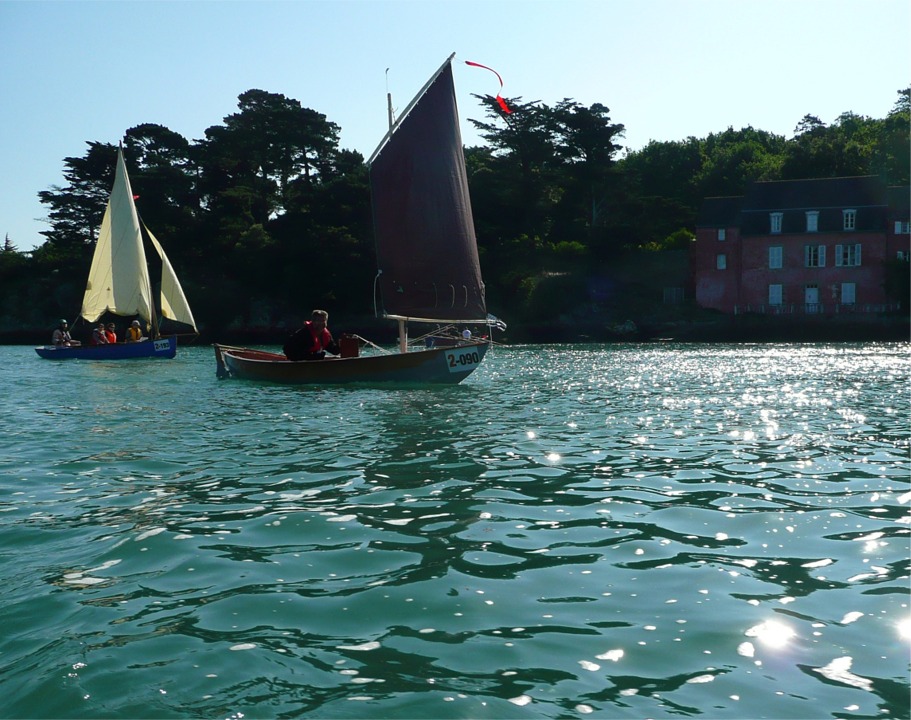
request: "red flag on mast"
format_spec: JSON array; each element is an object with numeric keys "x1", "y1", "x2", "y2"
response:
[{"x1": 465, "y1": 60, "x2": 512, "y2": 114}]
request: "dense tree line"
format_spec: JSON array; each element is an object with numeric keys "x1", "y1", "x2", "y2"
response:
[{"x1": 1, "y1": 86, "x2": 907, "y2": 341}]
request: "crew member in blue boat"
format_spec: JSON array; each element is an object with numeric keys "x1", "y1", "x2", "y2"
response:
[
  {"x1": 126, "y1": 320, "x2": 145, "y2": 343},
  {"x1": 52, "y1": 319, "x2": 80, "y2": 347},
  {"x1": 105, "y1": 323, "x2": 118, "y2": 343},
  {"x1": 283, "y1": 309, "x2": 340, "y2": 361},
  {"x1": 91, "y1": 322, "x2": 109, "y2": 345}
]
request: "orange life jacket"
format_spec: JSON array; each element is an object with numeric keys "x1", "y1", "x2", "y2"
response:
[{"x1": 305, "y1": 321, "x2": 332, "y2": 353}]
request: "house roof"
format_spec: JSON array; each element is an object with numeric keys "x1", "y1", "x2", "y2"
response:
[
  {"x1": 696, "y1": 196, "x2": 742, "y2": 227},
  {"x1": 742, "y1": 176, "x2": 887, "y2": 212},
  {"x1": 887, "y1": 186, "x2": 910, "y2": 217}
]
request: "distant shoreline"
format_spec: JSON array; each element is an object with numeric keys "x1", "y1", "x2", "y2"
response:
[{"x1": 10, "y1": 315, "x2": 908, "y2": 347}]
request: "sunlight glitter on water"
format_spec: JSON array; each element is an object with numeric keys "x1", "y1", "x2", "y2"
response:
[
  {"x1": 745, "y1": 620, "x2": 796, "y2": 648},
  {"x1": 3, "y1": 342, "x2": 909, "y2": 719}
]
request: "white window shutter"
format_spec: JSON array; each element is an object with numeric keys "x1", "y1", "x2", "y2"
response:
[
  {"x1": 819, "y1": 245, "x2": 826, "y2": 267},
  {"x1": 855, "y1": 244, "x2": 861, "y2": 266},
  {"x1": 835, "y1": 244, "x2": 843, "y2": 266}
]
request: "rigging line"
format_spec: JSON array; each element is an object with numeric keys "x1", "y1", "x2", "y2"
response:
[{"x1": 373, "y1": 270, "x2": 382, "y2": 318}]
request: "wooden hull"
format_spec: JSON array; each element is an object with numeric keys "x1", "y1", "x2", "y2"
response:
[
  {"x1": 35, "y1": 337, "x2": 177, "y2": 360},
  {"x1": 214, "y1": 341, "x2": 488, "y2": 385}
]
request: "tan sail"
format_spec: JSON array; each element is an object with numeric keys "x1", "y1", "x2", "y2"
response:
[
  {"x1": 145, "y1": 224, "x2": 197, "y2": 332},
  {"x1": 80, "y1": 144, "x2": 154, "y2": 324}
]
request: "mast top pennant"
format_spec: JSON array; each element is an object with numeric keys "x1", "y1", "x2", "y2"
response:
[{"x1": 465, "y1": 60, "x2": 511, "y2": 114}]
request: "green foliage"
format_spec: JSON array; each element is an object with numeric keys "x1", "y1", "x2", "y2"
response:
[
  {"x1": 883, "y1": 258, "x2": 911, "y2": 310},
  {"x1": 640, "y1": 228, "x2": 695, "y2": 253},
  {"x1": 517, "y1": 271, "x2": 587, "y2": 320}
]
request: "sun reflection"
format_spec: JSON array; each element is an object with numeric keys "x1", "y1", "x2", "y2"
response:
[
  {"x1": 898, "y1": 617, "x2": 911, "y2": 640},
  {"x1": 745, "y1": 620, "x2": 795, "y2": 648}
]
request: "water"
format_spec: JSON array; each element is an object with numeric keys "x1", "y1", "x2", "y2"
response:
[{"x1": 1, "y1": 342, "x2": 908, "y2": 719}]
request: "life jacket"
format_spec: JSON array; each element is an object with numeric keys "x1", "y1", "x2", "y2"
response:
[
  {"x1": 305, "y1": 321, "x2": 332, "y2": 353},
  {"x1": 105, "y1": 330, "x2": 117, "y2": 343}
]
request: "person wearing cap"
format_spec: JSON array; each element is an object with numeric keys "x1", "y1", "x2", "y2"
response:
[
  {"x1": 52, "y1": 319, "x2": 80, "y2": 346},
  {"x1": 105, "y1": 323, "x2": 118, "y2": 344},
  {"x1": 125, "y1": 319, "x2": 145, "y2": 343}
]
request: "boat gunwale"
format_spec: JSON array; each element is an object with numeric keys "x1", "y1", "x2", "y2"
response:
[{"x1": 220, "y1": 339, "x2": 489, "y2": 365}]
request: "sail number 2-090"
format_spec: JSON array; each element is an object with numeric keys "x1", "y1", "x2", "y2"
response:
[{"x1": 446, "y1": 347, "x2": 481, "y2": 372}]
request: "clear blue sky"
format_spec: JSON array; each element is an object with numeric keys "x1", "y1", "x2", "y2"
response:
[{"x1": 2, "y1": 0, "x2": 908, "y2": 251}]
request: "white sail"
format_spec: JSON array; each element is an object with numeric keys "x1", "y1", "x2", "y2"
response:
[
  {"x1": 145, "y1": 224, "x2": 197, "y2": 332},
  {"x1": 80, "y1": 144, "x2": 154, "y2": 324}
]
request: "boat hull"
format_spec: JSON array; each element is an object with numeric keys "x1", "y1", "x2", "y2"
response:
[
  {"x1": 35, "y1": 337, "x2": 177, "y2": 360},
  {"x1": 215, "y1": 341, "x2": 488, "y2": 385}
]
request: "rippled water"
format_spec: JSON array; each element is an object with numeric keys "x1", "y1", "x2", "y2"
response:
[{"x1": 2, "y1": 342, "x2": 908, "y2": 719}]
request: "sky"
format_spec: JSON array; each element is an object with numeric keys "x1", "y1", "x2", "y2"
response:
[{"x1": 2, "y1": 0, "x2": 908, "y2": 252}]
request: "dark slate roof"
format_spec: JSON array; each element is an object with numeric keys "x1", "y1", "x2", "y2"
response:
[
  {"x1": 696, "y1": 196, "x2": 742, "y2": 227},
  {"x1": 887, "y1": 186, "x2": 910, "y2": 217},
  {"x1": 739, "y1": 176, "x2": 890, "y2": 236},
  {"x1": 742, "y1": 176, "x2": 887, "y2": 211}
]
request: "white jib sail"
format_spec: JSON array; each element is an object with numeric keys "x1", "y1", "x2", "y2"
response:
[
  {"x1": 80, "y1": 144, "x2": 154, "y2": 324},
  {"x1": 145, "y1": 224, "x2": 197, "y2": 332}
]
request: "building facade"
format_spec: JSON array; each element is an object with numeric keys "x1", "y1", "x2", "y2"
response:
[{"x1": 692, "y1": 176, "x2": 910, "y2": 316}]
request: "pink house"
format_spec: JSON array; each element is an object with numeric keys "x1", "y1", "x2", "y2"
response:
[{"x1": 692, "y1": 176, "x2": 910, "y2": 315}]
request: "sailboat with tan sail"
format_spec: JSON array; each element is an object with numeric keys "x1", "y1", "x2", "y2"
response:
[{"x1": 35, "y1": 143, "x2": 197, "y2": 359}]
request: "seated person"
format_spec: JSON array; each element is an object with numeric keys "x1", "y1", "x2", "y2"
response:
[
  {"x1": 283, "y1": 309, "x2": 340, "y2": 361},
  {"x1": 91, "y1": 322, "x2": 109, "y2": 345},
  {"x1": 105, "y1": 323, "x2": 117, "y2": 343},
  {"x1": 125, "y1": 320, "x2": 145, "y2": 342},
  {"x1": 52, "y1": 319, "x2": 80, "y2": 347}
]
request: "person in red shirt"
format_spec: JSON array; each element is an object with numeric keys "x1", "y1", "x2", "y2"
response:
[
  {"x1": 283, "y1": 309, "x2": 340, "y2": 361},
  {"x1": 105, "y1": 323, "x2": 118, "y2": 343}
]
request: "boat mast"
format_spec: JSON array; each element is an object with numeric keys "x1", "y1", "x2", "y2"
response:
[
  {"x1": 387, "y1": 68, "x2": 409, "y2": 355},
  {"x1": 386, "y1": 67, "x2": 395, "y2": 130},
  {"x1": 397, "y1": 319, "x2": 407, "y2": 354}
]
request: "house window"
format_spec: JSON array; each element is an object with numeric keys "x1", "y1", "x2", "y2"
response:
[
  {"x1": 835, "y1": 243, "x2": 862, "y2": 267},
  {"x1": 769, "y1": 246, "x2": 783, "y2": 269},
  {"x1": 768, "y1": 284, "x2": 783, "y2": 305},
  {"x1": 806, "y1": 211, "x2": 819, "y2": 232},
  {"x1": 770, "y1": 213, "x2": 783, "y2": 234},
  {"x1": 716, "y1": 254, "x2": 727, "y2": 270},
  {"x1": 895, "y1": 221, "x2": 911, "y2": 234},
  {"x1": 804, "y1": 245, "x2": 826, "y2": 267},
  {"x1": 717, "y1": 228, "x2": 726, "y2": 241},
  {"x1": 840, "y1": 282, "x2": 856, "y2": 305},
  {"x1": 843, "y1": 210, "x2": 856, "y2": 230}
]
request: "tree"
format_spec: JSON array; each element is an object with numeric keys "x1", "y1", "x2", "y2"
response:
[
  {"x1": 615, "y1": 138, "x2": 704, "y2": 251},
  {"x1": 550, "y1": 100, "x2": 625, "y2": 237},
  {"x1": 695, "y1": 126, "x2": 786, "y2": 197},
  {"x1": 871, "y1": 87, "x2": 911, "y2": 185},
  {"x1": 781, "y1": 112, "x2": 879, "y2": 179},
  {"x1": 196, "y1": 89, "x2": 341, "y2": 224},
  {"x1": 469, "y1": 94, "x2": 561, "y2": 242},
  {"x1": 37, "y1": 141, "x2": 119, "y2": 256}
]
